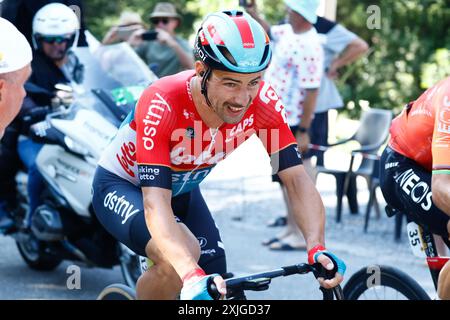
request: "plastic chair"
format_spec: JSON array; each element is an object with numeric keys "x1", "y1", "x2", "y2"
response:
[{"x1": 311, "y1": 108, "x2": 393, "y2": 223}]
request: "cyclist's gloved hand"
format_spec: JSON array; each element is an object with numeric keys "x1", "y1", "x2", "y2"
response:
[
  {"x1": 180, "y1": 268, "x2": 226, "y2": 300},
  {"x1": 308, "y1": 245, "x2": 346, "y2": 289}
]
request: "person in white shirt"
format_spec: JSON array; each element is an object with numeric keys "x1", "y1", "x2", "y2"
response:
[
  {"x1": 246, "y1": 0, "x2": 324, "y2": 250},
  {"x1": 305, "y1": 16, "x2": 369, "y2": 175},
  {"x1": 265, "y1": 16, "x2": 370, "y2": 234}
]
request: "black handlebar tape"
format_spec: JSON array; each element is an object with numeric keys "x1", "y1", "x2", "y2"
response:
[{"x1": 282, "y1": 265, "x2": 302, "y2": 276}]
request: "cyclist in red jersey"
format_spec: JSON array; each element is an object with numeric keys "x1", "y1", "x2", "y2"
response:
[
  {"x1": 92, "y1": 10, "x2": 345, "y2": 300},
  {"x1": 380, "y1": 76, "x2": 450, "y2": 299}
]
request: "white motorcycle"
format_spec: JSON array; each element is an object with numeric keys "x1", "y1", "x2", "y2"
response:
[{"x1": 8, "y1": 43, "x2": 157, "y2": 288}]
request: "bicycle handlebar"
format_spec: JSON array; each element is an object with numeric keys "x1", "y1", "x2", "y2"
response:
[{"x1": 208, "y1": 263, "x2": 344, "y2": 300}]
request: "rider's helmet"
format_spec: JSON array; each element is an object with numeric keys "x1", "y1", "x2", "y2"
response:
[
  {"x1": 0, "y1": 18, "x2": 33, "y2": 74},
  {"x1": 194, "y1": 10, "x2": 272, "y2": 103},
  {"x1": 32, "y1": 3, "x2": 80, "y2": 54}
]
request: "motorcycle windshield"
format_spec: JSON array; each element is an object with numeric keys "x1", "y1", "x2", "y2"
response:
[
  {"x1": 70, "y1": 43, "x2": 159, "y2": 126},
  {"x1": 72, "y1": 42, "x2": 158, "y2": 91}
]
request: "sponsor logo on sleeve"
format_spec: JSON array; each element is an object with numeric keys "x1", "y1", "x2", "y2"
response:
[{"x1": 138, "y1": 166, "x2": 160, "y2": 181}]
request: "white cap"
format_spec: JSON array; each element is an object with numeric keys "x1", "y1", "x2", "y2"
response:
[
  {"x1": 0, "y1": 18, "x2": 33, "y2": 74},
  {"x1": 284, "y1": 0, "x2": 320, "y2": 24}
]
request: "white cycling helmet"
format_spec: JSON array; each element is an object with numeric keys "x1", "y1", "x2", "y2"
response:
[
  {"x1": 32, "y1": 3, "x2": 80, "y2": 51},
  {"x1": 0, "y1": 18, "x2": 33, "y2": 74}
]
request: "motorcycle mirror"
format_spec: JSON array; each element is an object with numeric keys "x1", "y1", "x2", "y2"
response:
[{"x1": 54, "y1": 83, "x2": 73, "y2": 93}]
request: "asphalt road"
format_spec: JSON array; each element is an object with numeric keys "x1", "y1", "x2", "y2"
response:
[{"x1": 0, "y1": 137, "x2": 438, "y2": 300}]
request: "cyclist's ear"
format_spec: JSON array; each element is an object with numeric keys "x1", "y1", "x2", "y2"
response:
[{"x1": 194, "y1": 60, "x2": 206, "y2": 78}]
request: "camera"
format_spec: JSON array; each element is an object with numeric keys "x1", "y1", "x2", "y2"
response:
[
  {"x1": 141, "y1": 30, "x2": 158, "y2": 41},
  {"x1": 239, "y1": 0, "x2": 254, "y2": 7}
]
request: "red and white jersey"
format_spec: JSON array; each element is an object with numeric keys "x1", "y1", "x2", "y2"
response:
[{"x1": 98, "y1": 71, "x2": 301, "y2": 196}]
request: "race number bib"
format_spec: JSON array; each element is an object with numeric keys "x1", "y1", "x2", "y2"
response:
[{"x1": 407, "y1": 222, "x2": 426, "y2": 258}]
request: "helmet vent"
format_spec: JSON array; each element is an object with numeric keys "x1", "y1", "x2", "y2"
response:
[
  {"x1": 223, "y1": 10, "x2": 244, "y2": 17},
  {"x1": 218, "y1": 46, "x2": 237, "y2": 66},
  {"x1": 259, "y1": 44, "x2": 270, "y2": 67}
]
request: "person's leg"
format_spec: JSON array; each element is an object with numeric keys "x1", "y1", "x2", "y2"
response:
[
  {"x1": 182, "y1": 187, "x2": 227, "y2": 275},
  {"x1": 92, "y1": 167, "x2": 198, "y2": 300},
  {"x1": 136, "y1": 223, "x2": 200, "y2": 300},
  {"x1": 268, "y1": 185, "x2": 306, "y2": 250},
  {"x1": 302, "y1": 111, "x2": 329, "y2": 183},
  {"x1": 438, "y1": 260, "x2": 450, "y2": 300},
  {"x1": 312, "y1": 111, "x2": 328, "y2": 167},
  {"x1": 380, "y1": 147, "x2": 450, "y2": 242},
  {"x1": 381, "y1": 148, "x2": 450, "y2": 299},
  {"x1": 138, "y1": 186, "x2": 227, "y2": 299},
  {"x1": 434, "y1": 235, "x2": 449, "y2": 257},
  {"x1": 17, "y1": 139, "x2": 44, "y2": 226},
  {"x1": 264, "y1": 173, "x2": 288, "y2": 229}
]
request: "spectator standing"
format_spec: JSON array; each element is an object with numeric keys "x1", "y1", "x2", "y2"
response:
[
  {"x1": 247, "y1": 0, "x2": 324, "y2": 250},
  {"x1": 304, "y1": 16, "x2": 369, "y2": 178},
  {"x1": 128, "y1": 2, "x2": 194, "y2": 77}
]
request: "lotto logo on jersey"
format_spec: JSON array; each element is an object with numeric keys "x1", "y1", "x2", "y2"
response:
[
  {"x1": 142, "y1": 93, "x2": 172, "y2": 151},
  {"x1": 116, "y1": 141, "x2": 136, "y2": 177},
  {"x1": 259, "y1": 82, "x2": 288, "y2": 124},
  {"x1": 138, "y1": 166, "x2": 160, "y2": 181}
]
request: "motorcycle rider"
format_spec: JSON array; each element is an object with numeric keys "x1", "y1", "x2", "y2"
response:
[
  {"x1": 0, "y1": 3, "x2": 83, "y2": 231},
  {"x1": 0, "y1": 18, "x2": 33, "y2": 230}
]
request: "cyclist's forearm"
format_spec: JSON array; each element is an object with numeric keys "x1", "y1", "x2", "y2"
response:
[
  {"x1": 280, "y1": 166, "x2": 325, "y2": 249},
  {"x1": 143, "y1": 191, "x2": 199, "y2": 278}
]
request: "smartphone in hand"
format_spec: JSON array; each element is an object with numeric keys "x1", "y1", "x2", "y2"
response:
[
  {"x1": 141, "y1": 30, "x2": 158, "y2": 41},
  {"x1": 239, "y1": 0, "x2": 254, "y2": 7}
]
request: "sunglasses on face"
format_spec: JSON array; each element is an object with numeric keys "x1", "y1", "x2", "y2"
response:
[
  {"x1": 150, "y1": 17, "x2": 170, "y2": 25},
  {"x1": 40, "y1": 36, "x2": 71, "y2": 44}
]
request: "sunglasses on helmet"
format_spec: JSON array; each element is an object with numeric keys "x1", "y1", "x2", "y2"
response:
[{"x1": 40, "y1": 35, "x2": 72, "y2": 44}]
